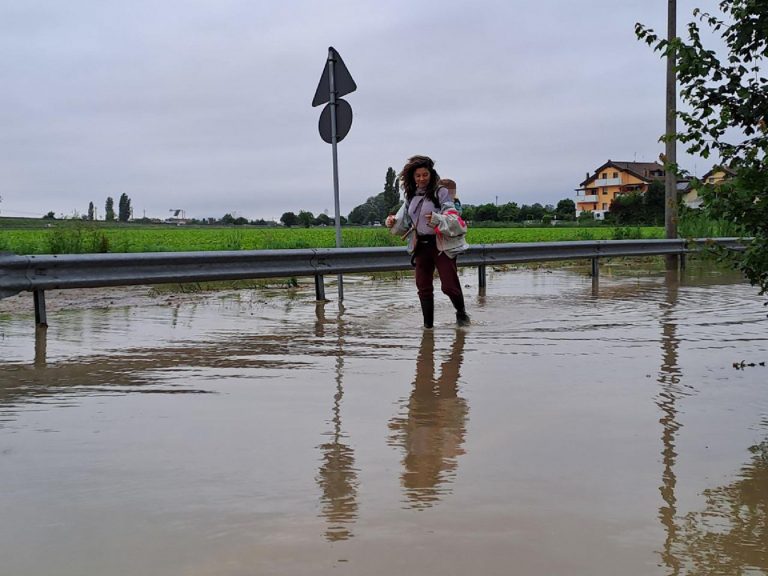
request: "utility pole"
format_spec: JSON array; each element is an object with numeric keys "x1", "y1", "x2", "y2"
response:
[{"x1": 664, "y1": 0, "x2": 678, "y2": 270}]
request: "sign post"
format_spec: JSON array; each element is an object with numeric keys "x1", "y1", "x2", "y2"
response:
[{"x1": 313, "y1": 47, "x2": 356, "y2": 300}]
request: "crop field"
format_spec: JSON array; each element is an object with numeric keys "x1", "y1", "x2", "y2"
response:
[{"x1": 0, "y1": 221, "x2": 665, "y2": 255}]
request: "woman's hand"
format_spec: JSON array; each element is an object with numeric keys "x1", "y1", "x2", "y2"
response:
[{"x1": 385, "y1": 215, "x2": 396, "y2": 228}]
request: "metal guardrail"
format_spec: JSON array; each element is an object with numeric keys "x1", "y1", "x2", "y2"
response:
[{"x1": 0, "y1": 238, "x2": 747, "y2": 326}]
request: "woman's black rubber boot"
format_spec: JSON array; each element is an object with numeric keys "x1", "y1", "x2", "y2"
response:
[
  {"x1": 450, "y1": 294, "x2": 471, "y2": 326},
  {"x1": 420, "y1": 296, "x2": 434, "y2": 329}
]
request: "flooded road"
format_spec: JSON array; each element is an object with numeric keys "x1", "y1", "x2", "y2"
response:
[{"x1": 1, "y1": 265, "x2": 767, "y2": 575}]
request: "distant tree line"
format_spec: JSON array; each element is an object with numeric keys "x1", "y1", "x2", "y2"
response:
[
  {"x1": 338, "y1": 167, "x2": 579, "y2": 226},
  {"x1": 37, "y1": 169, "x2": 668, "y2": 228}
]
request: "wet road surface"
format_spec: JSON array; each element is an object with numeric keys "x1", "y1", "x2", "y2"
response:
[{"x1": 1, "y1": 266, "x2": 767, "y2": 575}]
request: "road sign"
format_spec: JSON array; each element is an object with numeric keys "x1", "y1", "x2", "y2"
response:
[
  {"x1": 313, "y1": 46, "x2": 357, "y2": 301},
  {"x1": 312, "y1": 48, "x2": 357, "y2": 107},
  {"x1": 318, "y1": 98, "x2": 352, "y2": 144}
]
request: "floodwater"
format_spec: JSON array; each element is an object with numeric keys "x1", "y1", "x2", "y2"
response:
[{"x1": 1, "y1": 265, "x2": 766, "y2": 576}]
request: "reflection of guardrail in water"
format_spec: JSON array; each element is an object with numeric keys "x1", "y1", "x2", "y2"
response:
[{"x1": 0, "y1": 238, "x2": 748, "y2": 327}]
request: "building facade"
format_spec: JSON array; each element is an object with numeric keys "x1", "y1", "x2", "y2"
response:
[
  {"x1": 680, "y1": 166, "x2": 735, "y2": 209},
  {"x1": 575, "y1": 160, "x2": 665, "y2": 219}
]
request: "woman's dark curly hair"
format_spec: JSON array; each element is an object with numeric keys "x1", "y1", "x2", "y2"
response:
[{"x1": 399, "y1": 155, "x2": 441, "y2": 204}]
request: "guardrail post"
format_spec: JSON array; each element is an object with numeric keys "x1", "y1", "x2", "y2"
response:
[
  {"x1": 34, "y1": 325, "x2": 47, "y2": 367},
  {"x1": 314, "y1": 274, "x2": 326, "y2": 301},
  {"x1": 680, "y1": 252, "x2": 686, "y2": 271},
  {"x1": 478, "y1": 264, "x2": 486, "y2": 289},
  {"x1": 590, "y1": 257, "x2": 600, "y2": 279},
  {"x1": 33, "y1": 289, "x2": 48, "y2": 327}
]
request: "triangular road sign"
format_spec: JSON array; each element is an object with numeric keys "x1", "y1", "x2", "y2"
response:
[{"x1": 312, "y1": 47, "x2": 357, "y2": 107}]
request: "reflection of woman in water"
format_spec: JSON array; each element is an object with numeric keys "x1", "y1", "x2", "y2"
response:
[{"x1": 388, "y1": 329, "x2": 468, "y2": 508}]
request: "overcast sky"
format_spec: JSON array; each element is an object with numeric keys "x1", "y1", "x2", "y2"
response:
[{"x1": 0, "y1": 0, "x2": 723, "y2": 222}]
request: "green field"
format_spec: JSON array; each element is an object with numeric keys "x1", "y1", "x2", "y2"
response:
[{"x1": 0, "y1": 219, "x2": 664, "y2": 255}]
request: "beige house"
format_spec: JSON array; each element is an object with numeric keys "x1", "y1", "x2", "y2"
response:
[{"x1": 680, "y1": 166, "x2": 736, "y2": 209}]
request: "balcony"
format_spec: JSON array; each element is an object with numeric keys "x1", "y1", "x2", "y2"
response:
[
  {"x1": 577, "y1": 195, "x2": 598, "y2": 203},
  {"x1": 593, "y1": 177, "x2": 622, "y2": 186}
]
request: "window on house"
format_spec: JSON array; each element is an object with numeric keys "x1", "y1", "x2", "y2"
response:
[
  {"x1": 602, "y1": 189, "x2": 608, "y2": 195},
  {"x1": 612, "y1": 172, "x2": 618, "y2": 178},
  {"x1": 602, "y1": 203, "x2": 608, "y2": 210},
  {"x1": 601, "y1": 173, "x2": 607, "y2": 179}
]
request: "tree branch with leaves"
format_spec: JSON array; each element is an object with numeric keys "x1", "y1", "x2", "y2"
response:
[{"x1": 637, "y1": 1, "x2": 768, "y2": 296}]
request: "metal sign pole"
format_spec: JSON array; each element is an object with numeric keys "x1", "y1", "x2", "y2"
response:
[{"x1": 328, "y1": 49, "x2": 344, "y2": 300}]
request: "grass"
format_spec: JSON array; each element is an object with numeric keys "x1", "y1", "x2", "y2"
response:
[
  {"x1": 677, "y1": 209, "x2": 745, "y2": 239},
  {"x1": 0, "y1": 220, "x2": 666, "y2": 255}
]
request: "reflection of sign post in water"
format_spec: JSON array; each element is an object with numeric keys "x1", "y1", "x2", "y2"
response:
[{"x1": 313, "y1": 47, "x2": 356, "y2": 300}]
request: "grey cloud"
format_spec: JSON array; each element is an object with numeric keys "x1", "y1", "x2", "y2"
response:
[{"x1": 0, "y1": 0, "x2": 722, "y2": 221}]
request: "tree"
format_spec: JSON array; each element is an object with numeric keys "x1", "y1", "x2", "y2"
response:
[
  {"x1": 498, "y1": 202, "x2": 520, "y2": 222},
  {"x1": 382, "y1": 167, "x2": 401, "y2": 214},
  {"x1": 637, "y1": 1, "x2": 768, "y2": 295},
  {"x1": 105, "y1": 197, "x2": 115, "y2": 221},
  {"x1": 475, "y1": 203, "x2": 499, "y2": 222},
  {"x1": 461, "y1": 204, "x2": 477, "y2": 221},
  {"x1": 280, "y1": 211, "x2": 298, "y2": 227},
  {"x1": 87, "y1": 201, "x2": 95, "y2": 221},
  {"x1": 348, "y1": 167, "x2": 402, "y2": 225},
  {"x1": 314, "y1": 213, "x2": 332, "y2": 226},
  {"x1": 348, "y1": 202, "x2": 378, "y2": 225},
  {"x1": 298, "y1": 210, "x2": 315, "y2": 227},
  {"x1": 644, "y1": 180, "x2": 666, "y2": 225},
  {"x1": 556, "y1": 199, "x2": 576, "y2": 221},
  {"x1": 578, "y1": 210, "x2": 595, "y2": 223},
  {"x1": 43, "y1": 211, "x2": 56, "y2": 220},
  {"x1": 519, "y1": 203, "x2": 545, "y2": 221},
  {"x1": 221, "y1": 213, "x2": 236, "y2": 224},
  {"x1": 118, "y1": 193, "x2": 131, "y2": 222},
  {"x1": 610, "y1": 192, "x2": 645, "y2": 225}
]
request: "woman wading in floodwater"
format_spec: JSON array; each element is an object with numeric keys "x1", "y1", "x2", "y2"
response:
[{"x1": 386, "y1": 155, "x2": 470, "y2": 329}]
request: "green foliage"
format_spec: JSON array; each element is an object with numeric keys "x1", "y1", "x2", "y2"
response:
[
  {"x1": 118, "y1": 193, "x2": 131, "y2": 222},
  {"x1": 314, "y1": 213, "x2": 332, "y2": 226},
  {"x1": 611, "y1": 226, "x2": 644, "y2": 240},
  {"x1": 644, "y1": 180, "x2": 666, "y2": 224},
  {"x1": 348, "y1": 166, "x2": 402, "y2": 225},
  {"x1": 608, "y1": 192, "x2": 645, "y2": 225},
  {"x1": 43, "y1": 211, "x2": 56, "y2": 220},
  {"x1": 297, "y1": 210, "x2": 314, "y2": 228},
  {"x1": 474, "y1": 203, "x2": 499, "y2": 221},
  {"x1": 678, "y1": 204, "x2": 744, "y2": 238},
  {"x1": 45, "y1": 223, "x2": 110, "y2": 254},
  {"x1": 383, "y1": 167, "x2": 400, "y2": 213},
  {"x1": 224, "y1": 229, "x2": 244, "y2": 250},
  {"x1": 498, "y1": 202, "x2": 520, "y2": 222},
  {"x1": 577, "y1": 210, "x2": 595, "y2": 223},
  {"x1": 556, "y1": 199, "x2": 576, "y2": 221},
  {"x1": 637, "y1": 0, "x2": 768, "y2": 294},
  {"x1": 1, "y1": 224, "x2": 665, "y2": 255},
  {"x1": 519, "y1": 203, "x2": 545, "y2": 221},
  {"x1": 105, "y1": 197, "x2": 115, "y2": 221},
  {"x1": 607, "y1": 181, "x2": 665, "y2": 226},
  {"x1": 280, "y1": 211, "x2": 298, "y2": 227}
]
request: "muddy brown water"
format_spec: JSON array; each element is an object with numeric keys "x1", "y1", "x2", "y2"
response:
[{"x1": 1, "y1": 266, "x2": 767, "y2": 575}]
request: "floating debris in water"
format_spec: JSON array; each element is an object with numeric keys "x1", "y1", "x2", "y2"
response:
[{"x1": 732, "y1": 360, "x2": 766, "y2": 370}]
